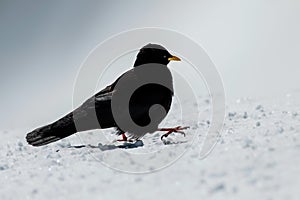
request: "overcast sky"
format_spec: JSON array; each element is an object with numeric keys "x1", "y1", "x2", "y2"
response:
[{"x1": 0, "y1": 0, "x2": 299, "y2": 129}]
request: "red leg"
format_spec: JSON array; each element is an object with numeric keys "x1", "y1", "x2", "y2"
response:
[
  {"x1": 158, "y1": 126, "x2": 189, "y2": 140},
  {"x1": 117, "y1": 133, "x2": 128, "y2": 142}
]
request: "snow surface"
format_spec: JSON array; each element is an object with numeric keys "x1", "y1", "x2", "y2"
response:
[{"x1": 1, "y1": 95, "x2": 300, "y2": 200}]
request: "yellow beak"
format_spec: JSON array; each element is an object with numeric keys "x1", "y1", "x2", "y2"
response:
[{"x1": 168, "y1": 55, "x2": 181, "y2": 61}]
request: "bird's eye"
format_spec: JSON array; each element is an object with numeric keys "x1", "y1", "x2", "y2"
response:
[{"x1": 163, "y1": 55, "x2": 167, "y2": 59}]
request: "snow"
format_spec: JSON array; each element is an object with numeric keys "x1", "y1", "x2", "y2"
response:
[{"x1": 1, "y1": 95, "x2": 300, "y2": 200}]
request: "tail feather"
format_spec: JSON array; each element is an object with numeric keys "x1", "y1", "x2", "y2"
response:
[
  {"x1": 26, "y1": 92, "x2": 111, "y2": 147},
  {"x1": 26, "y1": 113, "x2": 77, "y2": 147}
]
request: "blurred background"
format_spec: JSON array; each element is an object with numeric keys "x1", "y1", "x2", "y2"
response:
[{"x1": 0, "y1": 0, "x2": 299, "y2": 130}]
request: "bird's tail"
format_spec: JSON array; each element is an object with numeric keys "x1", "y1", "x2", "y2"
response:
[{"x1": 26, "y1": 113, "x2": 77, "y2": 147}]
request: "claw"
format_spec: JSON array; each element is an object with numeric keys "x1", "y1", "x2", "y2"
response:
[{"x1": 161, "y1": 130, "x2": 172, "y2": 140}]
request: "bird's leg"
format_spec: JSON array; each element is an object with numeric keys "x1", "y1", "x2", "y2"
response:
[
  {"x1": 116, "y1": 133, "x2": 135, "y2": 142},
  {"x1": 117, "y1": 133, "x2": 128, "y2": 142},
  {"x1": 159, "y1": 126, "x2": 189, "y2": 140}
]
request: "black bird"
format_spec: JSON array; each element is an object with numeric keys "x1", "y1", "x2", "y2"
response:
[{"x1": 26, "y1": 44, "x2": 189, "y2": 147}]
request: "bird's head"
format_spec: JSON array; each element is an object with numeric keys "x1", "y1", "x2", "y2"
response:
[{"x1": 134, "y1": 43, "x2": 181, "y2": 67}]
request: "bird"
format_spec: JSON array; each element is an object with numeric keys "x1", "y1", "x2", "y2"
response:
[{"x1": 26, "y1": 43, "x2": 189, "y2": 147}]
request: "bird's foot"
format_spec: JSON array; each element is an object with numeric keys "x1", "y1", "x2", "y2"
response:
[
  {"x1": 159, "y1": 126, "x2": 190, "y2": 140},
  {"x1": 116, "y1": 133, "x2": 135, "y2": 143},
  {"x1": 117, "y1": 133, "x2": 128, "y2": 142}
]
